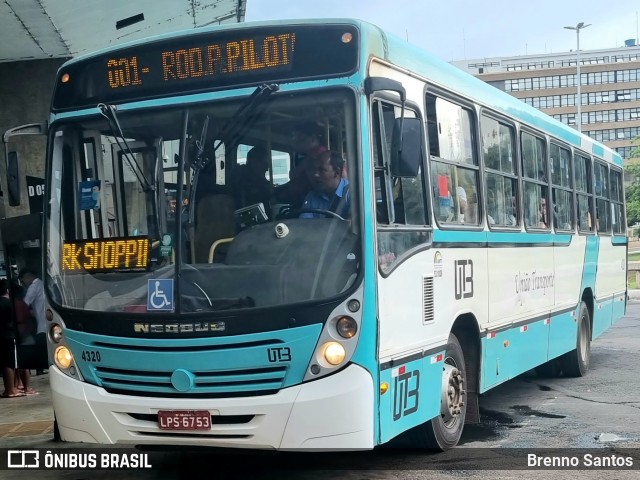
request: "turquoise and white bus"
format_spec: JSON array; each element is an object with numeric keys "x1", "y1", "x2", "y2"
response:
[{"x1": 39, "y1": 18, "x2": 626, "y2": 450}]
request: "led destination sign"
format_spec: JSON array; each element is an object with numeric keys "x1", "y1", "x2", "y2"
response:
[
  {"x1": 52, "y1": 25, "x2": 359, "y2": 110},
  {"x1": 62, "y1": 237, "x2": 150, "y2": 273},
  {"x1": 107, "y1": 33, "x2": 296, "y2": 89}
]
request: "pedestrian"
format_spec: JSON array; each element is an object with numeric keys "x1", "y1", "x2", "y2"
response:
[
  {"x1": 18, "y1": 268, "x2": 47, "y2": 375},
  {"x1": 11, "y1": 282, "x2": 37, "y2": 395},
  {"x1": 1, "y1": 279, "x2": 22, "y2": 397}
]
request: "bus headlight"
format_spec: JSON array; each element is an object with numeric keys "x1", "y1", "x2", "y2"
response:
[
  {"x1": 54, "y1": 346, "x2": 74, "y2": 369},
  {"x1": 336, "y1": 316, "x2": 358, "y2": 338},
  {"x1": 50, "y1": 324, "x2": 63, "y2": 343},
  {"x1": 322, "y1": 342, "x2": 346, "y2": 366}
]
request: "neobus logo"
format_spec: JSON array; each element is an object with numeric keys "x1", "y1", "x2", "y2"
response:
[{"x1": 133, "y1": 322, "x2": 225, "y2": 334}]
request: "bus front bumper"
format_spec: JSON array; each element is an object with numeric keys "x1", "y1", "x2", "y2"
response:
[{"x1": 50, "y1": 364, "x2": 374, "y2": 451}]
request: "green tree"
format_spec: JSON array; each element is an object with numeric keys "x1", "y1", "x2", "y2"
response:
[{"x1": 625, "y1": 137, "x2": 640, "y2": 227}]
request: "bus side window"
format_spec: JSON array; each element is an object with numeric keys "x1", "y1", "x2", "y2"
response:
[
  {"x1": 521, "y1": 132, "x2": 549, "y2": 230},
  {"x1": 610, "y1": 168, "x2": 625, "y2": 234},
  {"x1": 594, "y1": 162, "x2": 611, "y2": 234},
  {"x1": 372, "y1": 100, "x2": 426, "y2": 226},
  {"x1": 575, "y1": 153, "x2": 594, "y2": 233},
  {"x1": 550, "y1": 143, "x2": 574, "y2": 231},
  {"x1": 481, "y1": 115, "x2": 518, "y2": 228},
  {"x1": 426, "y1": 94, "x2": 480, "y2": 226},
  {"x1": 372, "y1": 99, "x2": 428, "y2": 273}
]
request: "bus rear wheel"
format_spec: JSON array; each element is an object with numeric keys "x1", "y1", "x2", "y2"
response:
[
  {"x1": 560, "y1": 301, "x2": 591, "y2": 377},
  {"x1": 411, "y1": 333, "x2": 467, "y2": 451}
]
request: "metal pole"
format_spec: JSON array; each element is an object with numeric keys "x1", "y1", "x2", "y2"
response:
[{"x1": 576, "y1": 29, "x2": 582, "y2": 132}]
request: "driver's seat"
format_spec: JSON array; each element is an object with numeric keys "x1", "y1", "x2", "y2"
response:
[{"x1": 194, "y1": 194, "x2": 236, "y2": 263}]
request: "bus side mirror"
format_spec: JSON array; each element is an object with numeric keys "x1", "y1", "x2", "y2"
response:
[
  {"x1": 390, "y1": 117, "x2": 423, "y2": 178},
  {"x1": 7, "y1": 151, "x2": 21, "y2": 206}
]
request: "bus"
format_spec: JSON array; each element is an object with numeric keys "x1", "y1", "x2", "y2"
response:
[{"x1": 31, "y1": 18, "x2": 626, "y2": 451}]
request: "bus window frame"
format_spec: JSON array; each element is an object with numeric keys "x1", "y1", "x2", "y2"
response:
[
  {"x1": 549, "y1": 140, "x2": 576, "y2": 233},
  {"x1": 609, "y1": 165, "x2": 626, "y2": 235},
  {"x1": 593, "y1": 159, "x2": 612, "y2": 236},
  {"x1": 574, "y1": 149, "x2": 596, "y2": 236},
  {"x1": 370, "y1": 92, "x2": 433, "y2": 278},
  {"x1": 520, "y1": 128, "x2": 551, "y2": 233},
  {"x1": 479, "y1": 108, "x2": 521, "y2": 232},
  {"x1": 424, "y1": 87, "x2": 483, "y2": 232}
]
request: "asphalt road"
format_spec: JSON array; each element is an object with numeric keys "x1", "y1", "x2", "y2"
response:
[{"x1": 3, "y1": 302, "x2": 640, "y2": 479}]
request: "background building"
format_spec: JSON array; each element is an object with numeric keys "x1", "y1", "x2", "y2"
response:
[{"x1": 452, "y1": 42, "x2": 640, "y2": 164}]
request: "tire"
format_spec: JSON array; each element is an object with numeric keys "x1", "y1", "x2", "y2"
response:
[
  {"x1": 560, "y1": 301, "x2": 591, "y2": 377},
  {"x1": 53, "y1": 416, "x2": 61, "y2": 442},
  {"x1": 407, "y1": 333, "x2": 467, "y2": 451}
]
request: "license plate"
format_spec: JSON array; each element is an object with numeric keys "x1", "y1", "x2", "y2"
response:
[{"x1": 158, "y1": 410, "x2": 211, "y2": 431}]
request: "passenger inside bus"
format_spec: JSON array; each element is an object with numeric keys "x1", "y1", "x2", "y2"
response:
[
  {"x1": 229, "y1": 146, "x2": 272, "y2": 210},
  {"x1": 539, "y1": 197, "x2": 549, "y2": 228},
  {"x1": 436, "y1": 174, "x2": 467, "y2": 223},
  {"x1": 300, "y1": 150, "x2": 350, "y2": 219}
]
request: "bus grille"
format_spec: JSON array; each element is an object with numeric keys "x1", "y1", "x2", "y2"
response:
[
  {"x1": 93, "y1": 364, "x2": 288, "y2": 397},
  {"x1": 66, "y1": 323, "x2": 322, "y2": 398}
]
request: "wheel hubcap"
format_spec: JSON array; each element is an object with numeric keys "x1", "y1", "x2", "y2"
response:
[{"x1": 440, "y1": 363, "x2": 465, "y2": 425}]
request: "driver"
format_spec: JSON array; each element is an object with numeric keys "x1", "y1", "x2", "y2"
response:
[{"x1": 300, "y1": 150, "x2": 350, "y2": 219}]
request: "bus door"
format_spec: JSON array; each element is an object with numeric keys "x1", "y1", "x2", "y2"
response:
[
  {"x1": 369, "y1": 96, "x2": 438, "y2": 443},
  {"x1": 109, "y1": 141, "x2": 158, "y2": 239}
]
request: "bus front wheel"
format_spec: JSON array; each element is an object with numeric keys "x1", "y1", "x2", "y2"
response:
[{"x1": 414, "y1": 333, "x2": 467, "y2": 450}]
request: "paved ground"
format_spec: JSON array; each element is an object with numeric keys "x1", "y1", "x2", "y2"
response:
[{"x1": 0, "y1": 373, "x2": 53, "y2": 443}]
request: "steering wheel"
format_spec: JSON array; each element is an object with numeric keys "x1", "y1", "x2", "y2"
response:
[{"x1": 279, "y1": 208, "x2": 346, "y2": 221}]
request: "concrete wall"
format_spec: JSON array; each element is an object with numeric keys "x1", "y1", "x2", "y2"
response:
[{"x1": 0, "y1": 59, "x2": 68, "y2": 219}]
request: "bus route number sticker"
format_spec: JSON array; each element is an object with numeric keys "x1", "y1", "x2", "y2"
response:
[
  {"x1": 454, "y1": 259, "x2": 474, "y2": 299},
  {"x1": 147, "y1": 279, "x2": 174, "y2": 311},
  {"x1": 392, "y1": 366, "x2": 420, "y2": 421}
]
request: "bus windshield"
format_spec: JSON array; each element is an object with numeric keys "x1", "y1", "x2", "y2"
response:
[{"x1": 46, "y1": 89, "x2": 359, "y2": 314}]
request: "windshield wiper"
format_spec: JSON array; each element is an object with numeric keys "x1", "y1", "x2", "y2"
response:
[
  {"x1": 99, "y1": 103, "x2": 154, "y2": 193},
  {"x1": 187, "y1": 83, "x2": 279, "y2": 225}
]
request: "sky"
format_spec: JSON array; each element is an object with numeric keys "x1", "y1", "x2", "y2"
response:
[{"x1": 245, "y1": 0, "x2": 640, "y2": 62}]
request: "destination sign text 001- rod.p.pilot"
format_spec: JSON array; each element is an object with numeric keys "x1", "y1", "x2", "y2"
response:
[
  {"x1": 62, "y1": 237, "x2": 150, "y2": 273},
  {"x1": 51, "y1": 25, "x2": 359, "y2": 110},
  {"x1": 107, "y1": 33, "x2": 296, "y2": 89}
]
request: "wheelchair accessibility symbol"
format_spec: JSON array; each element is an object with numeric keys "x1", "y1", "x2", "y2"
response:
[{"x1": 147, "y1": 279, "x2": 174, "y2": 311}]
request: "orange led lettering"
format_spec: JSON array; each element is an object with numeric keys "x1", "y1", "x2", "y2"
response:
[
  {"x1": 205, "y1": 44, "x2": 223, "y2": 74},
  {"x1": 125, "y1": 240, "x2": 137, "y2": 267},
  {"x1": 83, "y1": 242, "x2": 96, "y2": 270},
  {"x1": 189, "y1": 47, "x2": 204, "y2": 77},
  {"x1": 175, "y1": 49, "x2": 190, "y2": 79},
  {"x1": 102, "y1": 242, "x2": 118, "y2": 268},
  {"x1": 241, "y1": 40, "x2": 265, "y2": 71},
  {"x1": 226, "y1": 41, "x2": 241, "y2": 73},
  {"x1": 107, "y1": 56, "x2": 143, "y2": 88},
  {"x1": 63, "y1": 239, "x2": 150, "y2": 272},
  {"x1": 278, "y1": 33, "x2": 294, "y2": 65},
  {"x1": 115, "y1": 241, "x2": 128, "y2": 267},
  {"x1": 63, "y1": 243, "x2": 82, "y2": 270},
  {"x1": 162, "y1": 52, "x2": 176, "y2": 80},
  {"x1": 136, "y1": 239, "x2": 149, "y2": 267},
  {"x1": 263, "y1": 36, "x2": 280, "y2": 67},
  {"x1": 107, "y1": 59, "x2": 120, "y2": 88},
  {"x1": 129, "y1": 56, "x2": 142, "y2": 85}
]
